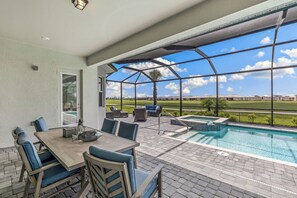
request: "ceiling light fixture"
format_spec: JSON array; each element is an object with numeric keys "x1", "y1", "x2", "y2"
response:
[{"x1": 72, "y1": 0, "x2": 88, "y2": 10}]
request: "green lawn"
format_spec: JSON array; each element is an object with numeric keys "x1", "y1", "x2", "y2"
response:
[{"x1": 106, "y1": 99, "x2": 297, "y2": 127}]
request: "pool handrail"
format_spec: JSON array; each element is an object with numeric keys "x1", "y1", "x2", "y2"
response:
[{"x1": 158, "y1": 112, "x2": 190, "y2": 134}]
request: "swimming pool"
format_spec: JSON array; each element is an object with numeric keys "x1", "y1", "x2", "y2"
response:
[{"x1": 173, "y1": 125, "x2": 297, "y2": 164}]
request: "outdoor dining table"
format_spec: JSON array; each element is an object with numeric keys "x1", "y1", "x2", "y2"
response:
[{"x1": 35, "y1": 127, "x2": 140, "y2": 197}]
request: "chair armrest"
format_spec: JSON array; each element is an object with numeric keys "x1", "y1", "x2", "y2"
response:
[
  {"x1": 33, "y1": 141, "x2": 41, "y2": 145},
  {"x1": 49, "y1": 127, "x2": 63, "y2": 130},
  {"x1": 29, "y1": 161, "x2": 61, "y2": 175},
  {"x1": 132, "y1": 165, "x2": 163, "y2": 198},
  {"x1": 37, "y1": 149, "x2": 49, "y2": 154}
]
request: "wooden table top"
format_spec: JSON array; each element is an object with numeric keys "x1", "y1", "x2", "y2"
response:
[{"x1": 35, "y1": 128, "x2": 140, "y2": 171}]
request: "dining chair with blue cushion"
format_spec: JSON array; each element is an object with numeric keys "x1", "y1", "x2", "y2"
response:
[
  {"x1": 101, "y1": 118, "x2": 118, "y2": 135},
  {"x1": 12, "y1": 127, "x2": 57, "y2": 182},
  {"x1": 14, "y1": 128, "x2": 83, "y2": 198},
  {"x1": 34, "y1": 117, "x2": 49, "y2": 132},
  {"x1": 118, "y1": 121, "x2": 139, "y2": 167},
  {"x1": 83, "y1": 146, "x2": 163, "y2": 198},
  {"x1": 33, "y1": 117, "x2": 50, "y2": 150}
]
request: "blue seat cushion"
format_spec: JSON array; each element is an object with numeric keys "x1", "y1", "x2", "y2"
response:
[
  {"x1": 35, "y1": 117, "x2": 48, "y2": 131},
  {"x1": 89, "y1": 146, "x2": 137, "y2": 193},
  {"x1": 122, "y1": 149, "x2": 133, "y2": 155},
  {"x1": 135, "y1": 169, "x2": 158, "y2": 198},
  {"x1": 39, "y1": 151, "x2": 57, "y2": 165},
  {"x1": 101, "y1": 118, "x2": 118, "y2": 134},
  {"x1": 41, "y1": 164, "x2": 79, "y2": 188},
  {"x1": 118, "y1": 122, "x2": 138, "y2": 141}
]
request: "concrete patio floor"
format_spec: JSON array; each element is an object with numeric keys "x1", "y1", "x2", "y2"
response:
[{"x1": 1, "y1": 116, "x2": 297, "y2": 197}]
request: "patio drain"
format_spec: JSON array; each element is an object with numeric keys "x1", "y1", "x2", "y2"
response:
[{"x1": 217, "y1": 151, "x2": 229, "y2": 156}]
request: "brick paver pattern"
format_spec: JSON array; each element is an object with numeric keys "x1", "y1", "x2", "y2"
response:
[{"x1": 1, "y1": 116, "x2": 297, "y2": 197}]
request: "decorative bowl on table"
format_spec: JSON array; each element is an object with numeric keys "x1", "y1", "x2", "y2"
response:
[{"x1": 78, "y1": 130, "x2": 102, "y2": 142}]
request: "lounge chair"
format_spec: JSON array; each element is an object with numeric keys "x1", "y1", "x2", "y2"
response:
[
  {"x1": 110, "y1": 106, "x2": 129, "y2": 118},
  {"x1": 134, "y1": 108, "x2": 148, "y2": 122}
]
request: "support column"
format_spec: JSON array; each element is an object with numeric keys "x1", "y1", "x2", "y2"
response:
[
  {"x1": 134, "y1": 84, "x2": 137, "y2": 107},
  {"x1": 179, "y1": 79, "x2": 182, "y2": 116},
  {"x1": 120, "y1": 83, "x2": 123, "y2": 110},
  {"x1": 216, "y1": 75, "x2": 219, "y2": 117}
]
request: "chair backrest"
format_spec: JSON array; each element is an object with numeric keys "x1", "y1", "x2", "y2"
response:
[
  {"x1": 101, "y1": 118, "x2": 118, "y2": 134},
  {"x1": 118, "y1": 122, "x2": 138, "y2": 141},
  {"x1": 16, "y1": 128, "x2": 42, "y2": 171},
  {"x1": 84, "y1": 146, "x2": 137, "y2": 197},
  {"x1": 134, "y1": 108, "x2": 146, "y2": 114},
  {"x1": 34, "y1": 117, "x2": 48, "y2": 132}
]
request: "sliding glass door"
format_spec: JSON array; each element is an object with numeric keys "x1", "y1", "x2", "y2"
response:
[{"x1": 59, "y1": 70, "x2": 81, "y2": 126}]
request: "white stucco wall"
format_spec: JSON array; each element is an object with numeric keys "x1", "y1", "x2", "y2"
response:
[{"x1": 0, "y1": 38, "x2": 105, "y2": 148}]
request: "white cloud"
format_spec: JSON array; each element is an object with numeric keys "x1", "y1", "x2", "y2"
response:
[
  {"x1": 208, "y1": 75, "x2": 227, "y2": 83},
  {"x1": 229, "y1": 74, "x2": 245, "y2": 81},
  {"x1": 260, "y1": 36, "x2": 271, "y2": 44},
  {"x1": 280, "y1": 48, "x2": 297, "y2": 58},
  {"x1": 229, "y1": 47, "x2": 236, "y2": 52},
  {"x1": 165, "y1": 75, "x2": 228, "y2": 95},
  {"x1": 123, "y1": 57, "x2": 186, "y2": 79},
  {"x1": 106, "y1": 82, "x2": 133, "y2": 98},
  {"x1": 165, "y1": 82, "x2": 179, "y2": 94},
  {"x1": 229, "y1": 49, "x2": 297, "y2": 81},
  {"x1": 182, "y1": 87, "x2": 190, "y2": 94},
  {"x1": 106, "y1": 82, "x2": 123, "y2": 97},
  {"x1": 182, "y1": 78, "x2": 208, "y2": 95},
  {"x1": 218, "y1": 75, "x2": 227, "y2": 83},
  {"x1": 136, "y1": 93, "x2": 147, "y2": 97},
  {"x1": 227, "y1": 86, "x2": 234, "y2": 92},
  {"x1": 257, "y1": 51, "x2": 265, "y2": 58},
  {"x1": 219, "y1": 84, "x2": 224, "y2": 89}
]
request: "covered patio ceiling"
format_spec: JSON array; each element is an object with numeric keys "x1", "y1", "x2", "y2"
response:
[{"x1": 107, "y1": 6, "x2": 297, "y2": 84}]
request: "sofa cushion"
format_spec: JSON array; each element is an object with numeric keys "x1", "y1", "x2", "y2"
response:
[
  {"x1": 89, "y1": 146, "x2": 137, "y2": 194},
  {"x1": 34, "y1": 117, "x2": 48, "y2": 131},
  {"x1": 145, "y1": 105, "x2": 155, "y2": 110},
  {"x1": 135, "y1": 169, "x2": 158, "y2": 198}
]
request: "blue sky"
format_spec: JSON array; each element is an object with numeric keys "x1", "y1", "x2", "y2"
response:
[{"x1": 107, "y1": 23, "x2": 297, "y2": 98}]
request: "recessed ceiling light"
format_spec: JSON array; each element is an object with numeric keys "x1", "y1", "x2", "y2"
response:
[{"x1": 41, "y1": 36, "x2": 50, "y2": 41}]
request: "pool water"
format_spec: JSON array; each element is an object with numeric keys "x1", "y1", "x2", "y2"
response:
[
  {"x1": 66, "y1": 111, "x2": 77, "y2": 116},
  {"x1": 183, "y1": 116, "x2": 217, "y2": 122},
  {"x1": 174, "y1": 125, "x2": 297, "y2": 164}
]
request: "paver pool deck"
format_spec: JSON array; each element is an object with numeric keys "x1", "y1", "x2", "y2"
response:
[{"x1": 1, "y1": 116, "x2": 297, "y2": 197}]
